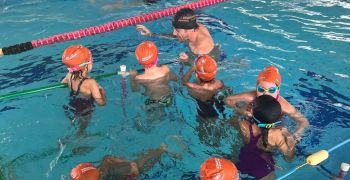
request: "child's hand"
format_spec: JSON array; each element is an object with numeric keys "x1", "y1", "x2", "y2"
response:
[
  {"x1": 179, "y1": 52, "x2": 189, "y2": 62},
  {"x1": 160, "y1": 143, "x2": 167, "y2": 152},
  {"x1": 136, "y1": 25, "x2": 152, "y2": 36},
  {"x1": 130, "y1": 70, "x2": 138, "y2": 77},
  {"x1": 0, "y1": 48, "x2": 3, "y2": 56}
]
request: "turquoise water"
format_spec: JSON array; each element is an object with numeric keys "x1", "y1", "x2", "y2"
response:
[{"x1": 0, "y1": 0, "x2": 349, "y2": 179}]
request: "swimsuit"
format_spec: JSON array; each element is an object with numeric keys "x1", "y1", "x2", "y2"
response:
[
  {"x1": 195, "y1": 97, "x2": 225, "y2": 119},
  {"x1": 236, "y1": 122, "x2": 275, "y2": 179},
  {"x1": 144, "y1": 95, "x2": 173, "y2": 107},
  {"x1": 186, "y1": 44, "x2": 226, "y2": 66},
  {"x1": 64, "y1": 77, "x2": 95, "y2": 117},
  {"x1": 196, "y1": 88, "x2": 232, "y2": 119}
]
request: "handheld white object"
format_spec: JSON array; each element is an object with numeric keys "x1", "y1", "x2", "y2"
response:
[{"x1": 118, "y1": 65, "x2": 129, "y2": 77}]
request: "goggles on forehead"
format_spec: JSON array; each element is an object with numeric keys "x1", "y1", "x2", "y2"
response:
[
  {"x1": 252, "y1": 115, "x2": 281, "y2": 128},
  {"x1": 67, "y1": 61, "x2": 92, "y2": 73},
  {"x1": 257, "y1": 85, "x2": 279, "y2": 94}
]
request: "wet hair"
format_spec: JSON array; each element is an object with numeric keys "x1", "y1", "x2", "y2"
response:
[
  {"x1": 71, "y1": 65, "x2": 88, "y2": 81},
  {"x1": 71, "y1": 70, "x2": 84, "y2": 81},
  {"x1": 172, "y1": 8, "x2": 199, "y2": 29},
  {"x1": 252, "y1": 95, "x2": 282, "y2": 147}
]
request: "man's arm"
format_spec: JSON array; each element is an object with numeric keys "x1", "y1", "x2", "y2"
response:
[{"x1": 136, "y1": 25, "x2": 176, "y2": 40}]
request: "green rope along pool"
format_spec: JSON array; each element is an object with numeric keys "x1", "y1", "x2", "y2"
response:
[{"x1": 0, "y1": 61, "x2": 175, "y2": 101}]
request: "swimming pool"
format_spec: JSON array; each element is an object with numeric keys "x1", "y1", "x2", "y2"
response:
[{"x1": 0, "y1": 0, "x2": 349, "y2": 179}]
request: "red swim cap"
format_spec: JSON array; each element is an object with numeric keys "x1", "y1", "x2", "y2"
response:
[
  {"x1": 70, "y1": 163, "x2": 100, "y2": 180},
  {"x1": 62, "y1": 45, "x2": 93, "y2": 72},
  {"x1": 135, "y1": 41, "x2": 158, "y2": 67},
  {"x1": 200, "y1": 158, "x2": 239, "y2": 180},
  {"x1": 257, "y1": 66, "x2": 281, "y2": 86},
  {"x1": 195, "y1": 55, "x2": 217, "y2": 81}
]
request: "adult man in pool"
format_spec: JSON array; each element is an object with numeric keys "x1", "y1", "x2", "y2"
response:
[{"x1": 136, "y1": 8, "x2": 224, "y2": 65}]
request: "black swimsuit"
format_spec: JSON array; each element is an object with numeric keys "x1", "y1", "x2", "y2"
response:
[
  {"x1": 65, "y1": 77, "x2": 95, "y2": 117},
  {"x1": 186, "y1": 44, "x2": 226, "y2": 66}
]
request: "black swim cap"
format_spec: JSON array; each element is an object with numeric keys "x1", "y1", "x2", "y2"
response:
[
  {"x1": 172, "y1": 8, "x2": 199, "y2": 29},
  {"x1": 252, "y1": 95, "x2": 281, "y2": 124}
]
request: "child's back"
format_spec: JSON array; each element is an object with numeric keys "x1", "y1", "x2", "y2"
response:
[{"x1": 234, "y1": 95, "x2": 295, "y2": 179}]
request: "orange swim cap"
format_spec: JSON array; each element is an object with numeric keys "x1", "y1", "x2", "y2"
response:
[
  {"x1": 135, "y1": 41, "x2": 158, "y2": 67},
  {"x1": 200, "y1": 158, "x2": 239, "y2": 180},
  {"x1": 257, "y1": 66, "x2": 281, "y2": 86},
  {"x1": 195, "y1": 55, "x2": 217, "y2": 81},
  {"x1": 70, "y1": 163, "x2": 100, "y2": 180},
  {"x1": 62, "y1": 45, "x2": 93, "y2": 72}
]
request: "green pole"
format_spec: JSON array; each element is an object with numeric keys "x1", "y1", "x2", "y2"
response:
[
  {"x1": 0, "y1": 72, "x2": 118, "y2": 101},
  {"x1": 0, "y1": 61, "x2": 175, "y2": 101}
]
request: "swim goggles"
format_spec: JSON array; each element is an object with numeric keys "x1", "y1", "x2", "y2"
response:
[
  {"x1": 252, "y1": 115, "x2": 281, "y2": 128},
  {"x1": 257, "y1": 85, "x2": 279, "y2": 94},
  {"x1": 67, "y1": 61, "x2": 92, "y2": 73}
]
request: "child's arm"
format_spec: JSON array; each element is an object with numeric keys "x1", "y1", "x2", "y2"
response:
[
  {"x1": 181, "y1": 66, "x2": 195, "y2": 86},
  {"x1": 61, "y1": 72, "x2": 71, "y2": 83},
  {"x1": 133, "y1": 144, "x2": 167, "y2": 174},
  {"x1": 281, "y1": 98, "x2": 309, "y2": 141},
  {"x1": 224, "y1": 91, "x2": 255, "y2": 109},
  {"x1": 234, "y1": 120, "x2": 251, "y2": 144},
  {"x1": 90, "y1": 80, "x2": 106, "y2": 106},
  {"x1": 130, "y1": 70, "x2": 140, "y2": 92},
  {"x1": 273, "y1": 130, "x2": 295, "y2": 161}
]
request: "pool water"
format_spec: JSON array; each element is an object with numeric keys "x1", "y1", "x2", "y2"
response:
[{"x1": 0, "y1": 0, "x2": 349, "y2": 179}]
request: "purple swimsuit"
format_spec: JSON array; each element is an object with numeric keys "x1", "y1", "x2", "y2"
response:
[{"x1": 236, "y1": 122, "x2": 275, "y2": 179}]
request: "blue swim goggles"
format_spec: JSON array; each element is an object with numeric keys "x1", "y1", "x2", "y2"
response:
[
  {"x1": 252, "y1": 115, "x2": 281, "y2": 128},
  {"x1": 257, "y1": 85, "x2": 279, "y2": 94}
]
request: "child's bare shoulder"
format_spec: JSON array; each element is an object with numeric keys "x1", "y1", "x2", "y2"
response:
[
  {"x1": 268, "y1": 128, "x2": 285, "y2": 146},
  {"x1": 160, "y1": 65, "x2": 170, "y2": 72},
  {"x1": 84, "y1": 78, "x2": 99, "y2": 87}
]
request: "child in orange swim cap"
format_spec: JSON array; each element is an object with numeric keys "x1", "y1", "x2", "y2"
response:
[
  {"x1": 135, "y1": 41, "x2": 159, "y2": 69},
  {"x1": 70, "y1": 145, "x2": 167, "y2": 180},
  {"x1": 61, "y1": 45, "x2": 106, "y2": 135},
  {"x1": 256, "y1": 66, "x2": 281, "y2": 86},
  {"x1": 225, "y1": 65, "x2": 309, "y2": 144},
  {"x1": 182, "y1": 55, "x2": 226, "y2": 119},
  {"x1": 130, "y1": 41, "x2": 178, "y2": 109},
  {"x1": 70, "y1": 163, "x2": 100, "y2": 180},
  {"x1": 200, "y1": 157, "x2": 239, "y2": 180},
  {"x1": 195, "y1": 55, "x2": 218, "y2": 82}
]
